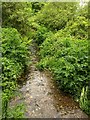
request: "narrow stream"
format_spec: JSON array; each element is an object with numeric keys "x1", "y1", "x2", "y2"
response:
[{"x1": 10, "y1": 43, "x2": 88, "y2": 118}]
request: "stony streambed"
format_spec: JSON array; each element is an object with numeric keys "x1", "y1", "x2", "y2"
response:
[{"x1": 10, "y1": 44, "x2": 88, "y2": 118}]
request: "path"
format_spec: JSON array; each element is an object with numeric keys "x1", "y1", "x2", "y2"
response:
[{"x1": 10, "y1": 43, "x2": 88, "y2": 118}]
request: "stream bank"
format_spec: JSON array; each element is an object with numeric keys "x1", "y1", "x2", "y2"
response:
[{"x1": 10, "y1": 44, "x2": 88, "y2": 118}]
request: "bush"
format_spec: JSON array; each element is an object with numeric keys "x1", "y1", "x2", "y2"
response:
[
  {"x1": 35, "y1": 2, "x2": 77, "y2": 31},
  {"x1": 2, "y1": 28, "x2": 30, "y2": 66},
  {"x1": 65, "y1": 16, "x2": 88, "y2": 39},
  {"x1": 37, "y1": 33, "x2": 89, "y2": 114},
  {"x1": 27, "y1": 22, "x2": 53, "y2": 45},
  {"x1": 35, "y1": 26, "x2": 53, "y2": 45},
  {"x1": 2, "y1": 2, "x2": 33, "y2": 35},
  {"x1": 2, "y1": 28, "x2": 30, "y2": 118}
]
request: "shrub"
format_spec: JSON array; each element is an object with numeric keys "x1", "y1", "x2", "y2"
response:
[
  {"x1": 2, "y1": 2, "x2": 33, "y2": 35},
  {"x1": 65, "y1": 16, "x2": 88, "y2": 39},
  {"x1": 35, "y1": 2, "x2": 77, "y2": 31},
  {"x1": 37, "y1": 33, "x2": 89, "y2": 114},
  {"x1": 35, "y1": 26, "x2": 53, "y2": 45},
  {"x1": 2, "y1": 28, "x2": 30, "y2": 118},
  {"x1": 27, "y1": 22, "x2": 53, "y2": 45}
]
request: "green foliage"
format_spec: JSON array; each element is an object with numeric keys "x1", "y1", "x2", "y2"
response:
[
  {"x1": 25, "y1": 22, "x2": 53, "y2": 45},
  {"x1": 2, "y1": 2, "x2": 33, "y2": 35},
  {"x1": 36, "y1": 4, "x2": 89, "y2": 115},
  {"x1": 38, "y1": 33, "x2": 89, "y2": 114},
  {"x1": 35, "y1": 2, "x2": 78, "y2": 31},
  {"x1": 2, "y1": 28, "x2": 30, "y2": 66},
  {"x1": 7, "y1": 103, "x2": 25, "y2": 118},
  {"x1": 2, "y1": 28, "x2": 30, "y2": 118},
  {"x1": 65, "y1": 16, "x2": 88, "y2": 39},
  {"x1": 31, "y1": 2, "x2": 45, "y2": 13},
  {"x1": 2, "y1": 2, "x2": 89, "y2": 117},
  {"x1": 77, "y1": 4, "x2": 88, "y2": 18},
  {"x1": 35, "y1": 26, "x2": 53, "y2": 45},
  {"x1": 80, "y1": 86, "x2": 90, "y2": 115}
]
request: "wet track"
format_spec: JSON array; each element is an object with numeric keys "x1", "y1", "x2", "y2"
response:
[{"x1": 10, "y1": 44, "x2": 88, "y2": 118}]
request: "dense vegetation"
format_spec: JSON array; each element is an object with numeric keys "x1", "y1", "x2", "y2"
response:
[
  {"x1": 2, "y1": 28, "x2": 30, "y2": 118},
  {"x1": 37, "y1": 34, "x2": 89, "y2": 114},
  {"x1": 2, "y1": 2, "x2": 33, "y2": 118},
  {"x1": 1, "y1": 2, "x2": 90, "y2": 118},
  {"x1": 36, "y1": 3, "x2": 89, "y2": 114}
]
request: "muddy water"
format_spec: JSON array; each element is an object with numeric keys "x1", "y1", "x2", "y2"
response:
[{"x1": 10, "y1": 44, "x2": 88, "y2": 118}]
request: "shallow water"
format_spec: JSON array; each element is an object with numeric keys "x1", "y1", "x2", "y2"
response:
[{"x1": 10, "y1": 44, "x2": 88, "y2": 118}]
